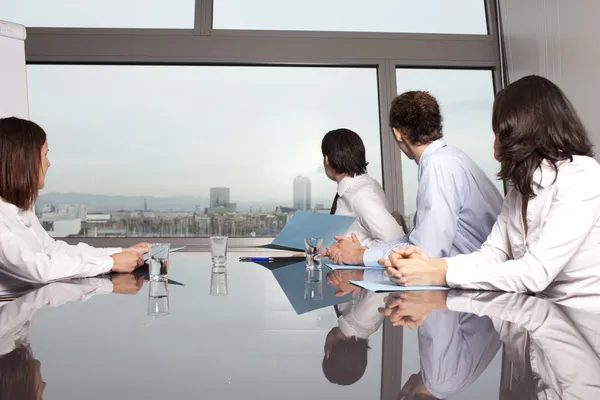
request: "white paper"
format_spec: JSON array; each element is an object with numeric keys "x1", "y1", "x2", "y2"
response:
[
  {"x1": 325, "y1": 263, "x2": 384, "y2": 271},
  {"x1": 350, "y1": 280, "x2": 449, "y2": 292}
]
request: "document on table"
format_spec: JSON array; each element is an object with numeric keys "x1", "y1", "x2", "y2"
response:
[
  {"x1": 143, "y1": 246, "x2": 186, "y2": 262},
  {"x1": 326, "y1": 263, "x2": 383, "y2": 271},
  {"x1": 263, "y1": 211, "x2": 355, "y2": 251},
  {"x1": 350, "y1": 280, "x2": 449, "y2": 292}
]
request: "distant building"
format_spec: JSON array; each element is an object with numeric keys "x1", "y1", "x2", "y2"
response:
[
  {"x1": 206, "y1": 187, "x2": 236, "y2": 214},
  {"x1": 293, "y1": 176, "x2": 311, "y2": 210},
  {"x1": 41, "y1": 204, "x2": 87, "y2": 228}
]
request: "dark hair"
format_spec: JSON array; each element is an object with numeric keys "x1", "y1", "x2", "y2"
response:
[
  {"x1": 0, "y1": 344, "x2": 38, "y2": 400},
  {"x1": 493, "y1": 75, "x2": 594, "y2": 198},
  {"x1": 322, "y1": 336, "x2": 369, "y2": 385},
  {"x1": 389, "y1": 91, "x2": 443, "y2": 145},
  {"x1": 0, "y1": 117, "x2": 47, "y2": 210},
  {"x1": 321, "y1": 128, "x2": 368, "y2": 176}
]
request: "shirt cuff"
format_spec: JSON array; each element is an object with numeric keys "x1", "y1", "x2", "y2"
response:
[
  {"x1": 443, "y1": 256, "x2": 465, "y2": 288},
  {"x1": 363, "y1": 247, "x2": 384, "y2": 267},
  {"x1": 95, "y1": 255, "x2": 115, "y2": 276}
]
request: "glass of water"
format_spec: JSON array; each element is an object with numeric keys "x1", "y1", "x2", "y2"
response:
[
  {"x1": 304, "y1": 237, "x2": 323, "y2": 270},
  {"x1": 210, "y1": 236, "x2": 228, "y2": 266},
  {"x1": 210, "y1": 266, "x2": 228, "y2": 296},
  {"x1": 304, "y1": 268, "x2": 323, "y2": 300},
  {"x1": 148, "y1": 280, "x2": 170, "y2": 316},
  {"x1": 148, "y1": 243, "x2": 170, "y2": 281}
]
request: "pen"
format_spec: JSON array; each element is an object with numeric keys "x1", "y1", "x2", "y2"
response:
[
  {"x1": 239, "y1": 257, "x2": 275, "y2": 262},
  {"x1": 239, "y1": 256, "x2": 304, "y2": 262}
]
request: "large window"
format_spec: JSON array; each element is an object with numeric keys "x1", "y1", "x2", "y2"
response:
[
  {"x1": 0, "y1": 0, "x2": 195, "y2": 28},
  {"x1": 28, "y1": 65, "x2": 382, "y2": 238},
  {"x1": 395, "y1": 68, "x2": 502, "y2": 228},
  {"x1": 213, "y1": 0, "x2": 488, "y2": 34}
]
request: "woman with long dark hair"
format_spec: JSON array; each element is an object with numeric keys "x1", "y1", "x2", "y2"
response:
[
  {"x1": 0, "y1": 117, "x2": 146, "y2": 284},
  {"x1": 383, "y1": 75, "x2": 600, "y2": 297}
]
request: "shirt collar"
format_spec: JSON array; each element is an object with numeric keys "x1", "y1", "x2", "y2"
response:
[
  {"x1": 532, "y1": 160, "x2": 559, "y2": 190},
  {"x1": 337, "y1": 173, "x2": 368, "y2": 197},
  {"x1": 418, "y1": 138, "x2": 447, "y2": 166}
]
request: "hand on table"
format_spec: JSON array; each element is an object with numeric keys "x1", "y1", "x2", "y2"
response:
[
  {"x1": 111, "y1": 251, "x2": 144, "y2": 273},
  {"x1": 325, "y1": 233, "x2": 366, "y2": 265},
  {"x1": 378, "y1": 245, "x2": 448, "y2": 287},
  {"x1": 124, "y1": 242, "x2": 149, "y2": 256}
]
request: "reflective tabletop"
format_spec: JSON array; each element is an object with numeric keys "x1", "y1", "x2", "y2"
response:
[{"x1": 1, "y1": 252, "x2": 599, "y2": 399}]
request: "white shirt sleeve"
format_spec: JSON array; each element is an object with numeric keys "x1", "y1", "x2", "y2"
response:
[
  {"x1": 0, "y1": 222, "x2": 114, "y2": 284},
  {"x1": 445, "y1": 167, "x2": 600, "y2": 293},
  {"x1": 351, "y1": 190, "x2": 403, "y2": 247}
]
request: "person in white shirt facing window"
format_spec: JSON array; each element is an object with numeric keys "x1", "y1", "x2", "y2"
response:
[
  {"x1": 384, "y1": 75, "x2": 600, "y2": 299},
  {"x1": 0, "y1": 117, "x2": 148, "y2": 286},
  {"x1": 321, "y1": 128, "x2": 403, "y2": 246}
]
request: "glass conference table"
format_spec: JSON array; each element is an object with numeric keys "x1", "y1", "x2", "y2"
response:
[{"x1": 1, "y1": 252, "x2": 599, "y2": 399}]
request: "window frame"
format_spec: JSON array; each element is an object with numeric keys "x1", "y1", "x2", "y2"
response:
[{"x1": 17, "y1": 0, "x2": 503, "y2": 249}]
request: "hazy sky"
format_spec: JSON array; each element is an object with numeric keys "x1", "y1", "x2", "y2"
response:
[{"x1": 1, "y1": 0, "x2": 498, "y2": 214}]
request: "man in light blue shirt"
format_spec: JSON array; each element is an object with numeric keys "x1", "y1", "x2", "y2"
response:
[{"x1": 325, "y1": 91, "x2": 503, "y2": 273}]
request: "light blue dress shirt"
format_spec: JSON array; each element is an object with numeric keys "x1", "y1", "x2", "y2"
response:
[{"x1": 363, "y1": 139, "x2": 503, "y2": 268}]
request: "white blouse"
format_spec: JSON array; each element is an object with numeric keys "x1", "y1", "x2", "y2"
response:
[
  {"x1": 0, "y1": 198, "x2": 120, "y2": 285},
  {"x1": 446, "y1": 156, "x2": 600, "y2": 299}
]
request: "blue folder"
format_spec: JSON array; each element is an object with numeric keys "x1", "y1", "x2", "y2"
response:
[
  {"x1": 263, "y1": 210, "x2": 355, "y2": 251},
  {"x1": 271, "y1": 261, "x2": 354, "y2": 314}
]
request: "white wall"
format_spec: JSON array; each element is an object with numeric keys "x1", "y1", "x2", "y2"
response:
[{"x1": 499, "y1": 0, "x2": 600, "y2": 161}]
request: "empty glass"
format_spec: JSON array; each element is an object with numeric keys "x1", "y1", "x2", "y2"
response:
[
  {"x1": 148, "y1": 280, "x2": 170, "y2": 316},
  {"x1": 148, "y1": 243, "x2": 170, "y2": 281},
  {"x1": 210, "y1": 236, "x2": 228, "y2": 266},
  {"x1": 304, "y1": 237, "x2": 323, "y2": 270},
  {"x1": 210, "y1": 266, "x2": 228, "y2": 296}
]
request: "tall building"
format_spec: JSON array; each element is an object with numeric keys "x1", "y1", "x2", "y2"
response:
[
  {"x1": 293, "y1": 176, "x2": 311, "y2": 210},
  {"x1": 210, "y1": 187, "x2": 230, "y2": 207},
  {"x1": 206, "y1": 187, "x2": 236, "y2": 214}
]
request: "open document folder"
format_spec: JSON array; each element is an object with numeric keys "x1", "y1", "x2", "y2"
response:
[
  {"x1": 351, "y1": 280, "x2": 449, "y2": 292},
  {"x1": 261, "y1": 210, "x2": 355, "y2": 251}
]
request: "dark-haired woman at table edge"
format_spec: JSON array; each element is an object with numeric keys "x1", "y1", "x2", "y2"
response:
[{"x1": 0, "y1": 117, "x2": 147, "y2": 284}]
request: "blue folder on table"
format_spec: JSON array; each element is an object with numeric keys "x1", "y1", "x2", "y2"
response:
[{"x1": 261, "y1": 211, "x2": 355, "y2": 251}]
